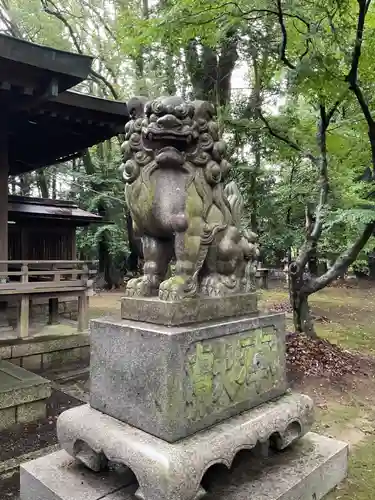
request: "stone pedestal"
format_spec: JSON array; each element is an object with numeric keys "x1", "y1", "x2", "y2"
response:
[
  {"x1": 120, "y1": 293, "x2": 258, "y2": 326},
  {"x1": 20, "y1": 433, "x2": 348, "y2": 500},
  {"x1": 20, "y1": 294, "x2": 348, "y2": 500},
  {"x1": 57, "y1": 393, "x2": 314, "y2": 500},
  {"x1": 90, "y1": 311, "x2": 287, "y2": 442}
]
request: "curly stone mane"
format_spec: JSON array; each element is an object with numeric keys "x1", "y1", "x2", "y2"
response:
[
  {"x1": 120, "y1": 95, "x2": 258, "y2": 300},
  {"x1": 120, "y1": 98, "x2": 233, "y2": 233}
]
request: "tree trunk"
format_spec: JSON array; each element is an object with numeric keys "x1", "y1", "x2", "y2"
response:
[
  {"x1": 19, "y1": 173, "x2": 32, "y2": 196},
  {"x1": 289, "y1": 262, "x2": 317, "y2": 338},
  {"x1": 82, "y1": 148, "x2": 113, "y2": 289},
  {"x1": 305, "y1": 203, "x2": 318, "y2": 276},
  {"x1": 291, "y1": 290, "x2": 316, "y2": 338},
  {"x1": 10, "y1": 176, "x2": 16, "y2": 195},
  {"x1": 186, "y1": 30, "x2": 238, "y2": 105},
  {"x1": 37, "y1": 170, "x2": 49, "y2": 198},
  {"x1": 52, "y1": 170, "x2": 57, "y2": 199}
]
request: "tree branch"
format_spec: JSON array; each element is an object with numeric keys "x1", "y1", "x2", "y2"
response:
[
  {"x1": 0, "y1": 0, "x2": 24, "y2": 38},
  {"x1": 345, "y1": 0, "x2": 375, "y2": 173},
  {"x1": 276, "y1": 0, "x2": 295, "y2": 70},
  {"x1": 309, "y1": 104, "x2": 329, "y2": 240},
  {"x1": 346, "y1": 0, "x2": 369, "y2": 88},
  {"x1": 295, "y1": 102, "x2": 340, "y2": 269},
  {"x1": 41, "y1": 0, "x2": 119, "y2": 99},
  {"x1": 303, "y1": 221, "x2": 375, "y2": 294},
  {"x1": 258, "y1": 111, "x2": 317, "y2": 164},
  {"x1": 345, "y1": 0, "x2": 374, "y2": 127}
]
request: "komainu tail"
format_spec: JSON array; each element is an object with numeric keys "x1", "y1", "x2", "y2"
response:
[{"x1": 224, "y1": 181, "x2": 244, "y2": 227}]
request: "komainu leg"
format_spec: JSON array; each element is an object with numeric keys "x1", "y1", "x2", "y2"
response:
[
  {"x1": 159, "y1": 218, "x2": 202, "y2": 301},
  {"x1": 201, "y1": 226, "x2": 243, "y2": 297},
  {"x1": 125, "y1": 236, "x2": 172, "y2": 297}
]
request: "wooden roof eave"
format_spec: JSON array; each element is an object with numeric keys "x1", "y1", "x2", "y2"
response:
[{"x1": 0, "y1": 34, "x2": 93, "y2": 94}]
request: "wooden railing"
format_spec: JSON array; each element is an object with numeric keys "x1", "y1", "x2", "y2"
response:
[
  {"x1": 0, "y1": 260, "x2": 98, "y2": 338},
  {"x1": 0, "y1": 260, "x2": 97, "y2": 291}
]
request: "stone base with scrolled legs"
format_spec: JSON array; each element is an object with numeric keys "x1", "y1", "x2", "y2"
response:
[{"x1": 55, "y1": 392, "x2": 314, "y2": 500}]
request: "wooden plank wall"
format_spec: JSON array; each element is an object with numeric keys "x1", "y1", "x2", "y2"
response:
[{"x1": 9, "y1": 223, "x2": 75, "y2": 261}]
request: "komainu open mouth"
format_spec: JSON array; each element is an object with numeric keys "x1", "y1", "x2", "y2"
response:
[{"x1": 142, "y1": 126, "x2": 197, "y2": 153}]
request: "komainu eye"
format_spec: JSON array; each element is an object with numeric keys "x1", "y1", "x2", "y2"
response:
[
  {"x1": 152, "y1": 100, "x2": 164, "y2": 115},
  {"x1": 175, "y1": 105, "x2": 188, "y2": 118}
]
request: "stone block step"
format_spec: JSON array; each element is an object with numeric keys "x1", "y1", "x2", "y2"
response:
[
  {"x1": 19, "y1": 432, "x2": 348, "y2": 500},
  {"x1": 0, "y1": 361, "x2": 51, "y2": 430}
]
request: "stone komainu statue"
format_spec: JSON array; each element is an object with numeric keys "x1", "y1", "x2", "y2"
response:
[{"x1": 120, "y1": 96, "x2": 259, "y2": 301}]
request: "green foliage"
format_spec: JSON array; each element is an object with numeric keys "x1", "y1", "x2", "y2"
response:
[{"x1": 3, "y1": 0, "x2": 375, "y2": 284}]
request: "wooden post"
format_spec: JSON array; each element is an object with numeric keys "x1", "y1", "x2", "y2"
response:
[
  {"x1": 0, "y1": 121, "x2": 8, "y2": 275},
  {"x1": 49, "y1": 264, "x2": 59, "y2": 325},
  {"x1": 78, "y1": 263, "x2": 89, "y2": 332},
  {"x1": 262, "y1": 270, "x2": 269, "y2": 290},
  {"x1": 48, "y1": 298, "x2": 59, "y2": 325},
  {"x1": 19, "y1": 264, "x2": 29, "y2": 338},
  {"x1": 0, "y1": 119, "x2": 11, "y2": 336},
  {"x1": 78, "y1": 291, "x2": 88, "y2": 332},
  {"x1": 53, "y1": 263, "x2": 61, "y2": 282}
]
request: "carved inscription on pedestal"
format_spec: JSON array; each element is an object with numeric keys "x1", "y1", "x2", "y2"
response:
[{"x1": 185, "y1": 327, "x2": 284, "y2": 421}]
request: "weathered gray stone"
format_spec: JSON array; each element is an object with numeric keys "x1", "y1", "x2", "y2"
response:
[
  {"x1": 80, "y1": 345, "x2": 90, "y2": 361},
  {"x1": 20, "y1": 450, "x2": 135, "y2": 500},
  {"x1": 0, "y1": 360, "x2": 51, "y2": 409},
  {"x1": 21, "y1": 433, "x2": 347, "y2": 500},
  {"x1": 17, "y1": 400, "x2": 47, "y2": 423},
  {"x1": 0, "y1": 407, "x2": 16, "y2": 430},
  {"x1": 122, "y1": 97, "x2": 259, "y2": 302},
  {"x1": 121, "y1": 293, "x2": 258, "y2": 326},
  {"x1": 0, "y1": 345, "x2": 11, "y2": 359},
  {"x1": 43, "y1": 347, "x2": 84, "y2": 369},
  {"x1": 11, "y1": 333, "x2": 89, "y2": 358},
  {"x1": 9, "y1": 357, "x2": 21, "y2": 366},
  {"x1": 90, "y1": 312, "x2": 287, "y2": 442},
  {"x1": 57, "y1": 393, "x2": 314, "y2": 500},
  {"x1": 22, "y1": 354, "x2": 42, "y2": 371}
]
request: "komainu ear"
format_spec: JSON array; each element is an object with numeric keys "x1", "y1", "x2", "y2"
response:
[{"x1": 127, "y1": 96, "x2": 149, "y2": 119}]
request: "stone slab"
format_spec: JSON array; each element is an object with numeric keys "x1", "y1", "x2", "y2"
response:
[
  {"x1": 121, "y1": 293, "x2": 258, "y2": 326},
  {"x1": 0, "y1": 360, "x2": 51, "y2": 409},
  {"x1": 90, "y1": 312, "x2": 287, "y2": 442},
  {"x1": 20, "y1": 450, "x2": 135, "y2": 500},
  {"x1": 57, "y1": 393, "x2": 314, "y2": 500},
  {"x1": 0, "y1": 345, "x2": 11, "y2": 359},
  {"x1": 42, "y1": 346, "x2": 85, "y2": 369},
  {"x1": 9, "y1": 333, "x2": 89, "y2": 358},
  {"x1": 17, "y1": 400, "x2": 47, "y2": 423},
  {"x1": 20, "y1": 432, "x2": 348, "y2": 500},
  {"x1": 22, "y1": 354, "x2": 42, "y2": 371},
  {"x1": 0, "y1": 406, "x2": 16, "y2": 430}
]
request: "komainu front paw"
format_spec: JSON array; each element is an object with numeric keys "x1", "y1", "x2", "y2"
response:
[
  {"x1": 159, "y1": 276, "x2": 195, "y2": 301},
  {"x1": 125, "y1": 276, "x2": 159, "y2": 297}
]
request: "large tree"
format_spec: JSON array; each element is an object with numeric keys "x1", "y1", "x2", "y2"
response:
[{"x1": 128, "y1": 0, "x2": 375, "y2": 336}]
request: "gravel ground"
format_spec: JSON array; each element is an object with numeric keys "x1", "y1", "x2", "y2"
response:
[
  {"x1": 0, "y1": 389, "x2": 83, "y2": 500},
  {"x1": 0, "y1": 473, "x2": 19, "y2": 500},
  {"x1": 0, "y1": 390, "x2": 82, "y2": 463}
]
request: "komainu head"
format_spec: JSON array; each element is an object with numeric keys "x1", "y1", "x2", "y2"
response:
[{"x1": 120, "y1": 96, "x2": 230, "y2": 183}]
